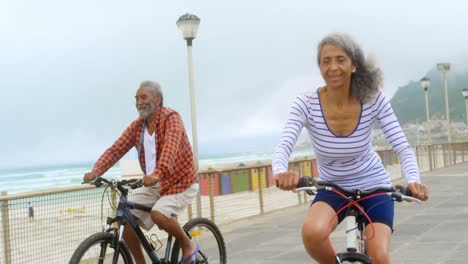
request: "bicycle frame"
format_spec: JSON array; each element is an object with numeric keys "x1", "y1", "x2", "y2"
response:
[
  {"x1": 335, "y1": 191, "x2": 372, "y2": 264},
  {"x1": 296, "y1": 178, "x2": 421, "y2": 264},
  {"x1": 105, "y1": 191, "x2": 173, "y2": 264},
  {"x1": 344, "y1": 215, "x2": 359, "y2": 252}
]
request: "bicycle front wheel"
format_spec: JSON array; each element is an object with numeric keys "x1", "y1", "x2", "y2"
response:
[
  {"x1": 170, "y1": 217, "x2": 227, "y2": 264},
  {"x1": 69, "y1": 232, "x2": 134, "y2": 264}
]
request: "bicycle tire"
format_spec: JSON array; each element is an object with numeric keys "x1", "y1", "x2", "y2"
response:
[
  {"x1": 337, "y1": 251, "x2": 371, "y2": 264},
  {"x1": 69, "y1": 232, "x2": 134, "y2": 264},
  {"x1": 170, "y1": 217, "x2": 227, "y2": 264}
]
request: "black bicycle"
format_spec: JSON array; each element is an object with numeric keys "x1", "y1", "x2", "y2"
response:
[
  {"x1": 69, "y1": 177, "x2": 227, "y2": 264},
  {"x1": 295, "y1": 177, "x2": 421, "y2": 264}
]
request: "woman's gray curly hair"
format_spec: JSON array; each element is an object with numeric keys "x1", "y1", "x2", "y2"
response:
[{"x1": 317, "y1": 33, "x2": 383, "y2": 103}]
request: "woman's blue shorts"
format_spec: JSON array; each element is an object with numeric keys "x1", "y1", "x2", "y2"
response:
[{"x1": 312, "y1": 190, "x2": 395, "y2": 230}]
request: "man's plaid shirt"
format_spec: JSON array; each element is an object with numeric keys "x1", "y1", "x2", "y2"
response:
[{"x1": 92, "y1": 107, "x2": 197, "y2": 196}]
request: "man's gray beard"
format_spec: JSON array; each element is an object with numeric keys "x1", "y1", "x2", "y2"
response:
[{"x1": 138, "y1": 102, "x2": 156, "y2": 119}]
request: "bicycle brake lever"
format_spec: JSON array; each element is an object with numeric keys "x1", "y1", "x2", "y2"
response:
[
  {"x1": 129, "y1": 180, "x2": 143, "y2": 189},
  {"x1": 402, "y1": 195, "x2": 422, "y2": 204}
]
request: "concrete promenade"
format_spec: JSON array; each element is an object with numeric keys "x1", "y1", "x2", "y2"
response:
[{"x1": 217, "y1": 162, "x2": 468, "y2": 264}]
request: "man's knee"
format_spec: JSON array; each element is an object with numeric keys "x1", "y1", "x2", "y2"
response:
[{"x1": 151, "y1": 210, "x2": 170, "y2": 225}]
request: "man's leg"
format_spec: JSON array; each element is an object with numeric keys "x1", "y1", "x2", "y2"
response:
[
  {"x1": 124, "y1": 186, "x2": 161, "y2": 264},
  {"x1": 151, "y1": 211, "x2": 195, "y2": 262},
  {"x1": 152, "y1": 185, "x2": 199, "y2": 263},
  {"x1": 123, "y1": 222, "x2": 146, "y2": 264}
]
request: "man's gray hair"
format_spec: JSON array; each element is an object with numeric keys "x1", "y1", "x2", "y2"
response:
[
  {"x1": 140, "y1": 80, "x2": 163, "y2": 106},
  {"x1": 317, "y1": 33, "x2": 383, "y2": 103}
]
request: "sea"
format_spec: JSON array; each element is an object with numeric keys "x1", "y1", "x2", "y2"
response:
[{"x1": 0, "y1": 150, "x2": 314, "y2": 194}]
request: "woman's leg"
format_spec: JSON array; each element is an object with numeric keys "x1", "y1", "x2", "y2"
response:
[
  {"x1": 365, "y1": 223, "x2": 392, "y2": 264},
  {"x1": 302, "y1": 201, "x2": 338, "y2": 264},
  {"x1": 361, "y1": 194, "x2": 394, "y2": 264}
]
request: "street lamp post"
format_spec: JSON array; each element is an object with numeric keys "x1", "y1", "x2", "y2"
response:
[
  {"x1": 463, "y1": 88, "x2": 468, "y2": 126},
  {"x1": 437, "y1": 63, "x2": 451, "y2": 143},
  {"x1": 177, "y1": 13, "x2": 202, "y2": 218},
  {"x1": 420, "y1": 77, "x2": 431, "y2": 144}
]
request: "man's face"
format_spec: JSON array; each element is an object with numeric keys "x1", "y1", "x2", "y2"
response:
[{"x1": 135, "y1": 86, "x2": 160, "y2": 119}]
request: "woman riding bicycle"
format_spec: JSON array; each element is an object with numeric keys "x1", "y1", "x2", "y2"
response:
[{"x1": 273, "y1": 33, "x2": 428, "y2": 264}]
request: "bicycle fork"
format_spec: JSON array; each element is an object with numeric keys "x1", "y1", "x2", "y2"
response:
[{"x1": 112, "y1": 224, "x2": 126, "y2": 263}]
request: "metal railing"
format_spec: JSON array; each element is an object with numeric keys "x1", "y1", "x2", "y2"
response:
[{"x1": 1, "y1": 142, "x2": 467, "y2": 264}]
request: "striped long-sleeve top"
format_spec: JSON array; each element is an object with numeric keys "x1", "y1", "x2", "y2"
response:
[{"x1": 272, "y1": 88, "x2": 420, "y2": 190}]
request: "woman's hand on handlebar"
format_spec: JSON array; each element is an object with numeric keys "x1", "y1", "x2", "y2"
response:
[
  {"x1": 274, "y1": 171, "x2": 299, "y2": 191},
  {"x1": 407, "y1": 182, "x2": 429, "y2": 201}
]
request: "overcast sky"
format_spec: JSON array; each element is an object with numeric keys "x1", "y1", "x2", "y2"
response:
[{"x1": 1, "y1": 0, "x2": 467, "y2": 169}]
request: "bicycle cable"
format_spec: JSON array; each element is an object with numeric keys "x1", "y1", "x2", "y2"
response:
[
  {"x1": 99, "y1": 183, "x2": 121, "y2": 227},
  {"x1": 326, "y1": 190, "x2": 388, "y2": 258}
]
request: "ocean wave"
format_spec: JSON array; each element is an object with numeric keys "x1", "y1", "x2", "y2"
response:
[{"x1": 0, "y1": 166, "x2": 121, "y2": 194}]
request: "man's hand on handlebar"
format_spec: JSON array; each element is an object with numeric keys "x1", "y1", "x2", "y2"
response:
[
  {"x1": 83, "y1": 172, "x2": 98, "y2": 183},
  {"x1": 142, "y1": 174, "x2": 159, "y2": 187},
  {"x1": 407, "y1": 182, "x2": 429, "y2": 201},
  {"x1": 274, "y1": 171, "x2": 299, "y2": 191}
]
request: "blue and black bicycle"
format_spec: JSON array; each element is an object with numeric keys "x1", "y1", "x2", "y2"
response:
[{"x1": 69, "y1": 177, "x2": 226, "y2": 264}]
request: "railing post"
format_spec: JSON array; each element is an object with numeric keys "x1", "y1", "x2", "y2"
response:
[
  {"x1": 196, "y1": 177, "x2": 202, "y2": 218},
  {"x1": 187, "y1": 204, "x2": 193, "y2": 221},
  {"x1": 1, "y1": 191, "x2": 12, "y2": 264},
  {"x1": 443, "y1": 144, "x2": 447, "y2": 167},
  {"x1": 294, "y1": 162, "x2": 301, "y2": 205},
  {"x1": 257, "y1": 168, "x2": 264, "y2": 215},
  {"x1": 462, "y1": 142, "x2": 465, "y2": 162},
  {"x1": 298, "y1": 162, "x2": 303, "y2": 204},
  {"x1": 452, "y1": 143, "x2": 457, "y2": 164},
  {"x1": 428, "y1": 145, "x2": 433, "y2": 171},
  {"x1": 208, "y1": 173, "x2": 215, "y2": 222},
  {"x1": 415, "y1": 146, "x2": 420, "y2": 167}
]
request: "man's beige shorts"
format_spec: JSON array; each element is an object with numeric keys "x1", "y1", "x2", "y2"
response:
[{"x1": 128, "y1": 183, "x2": 199, "y2": 230}]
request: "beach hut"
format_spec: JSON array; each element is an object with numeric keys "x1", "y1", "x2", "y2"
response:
[
  {"x1": 199, "y1": 172, "x2": 220, "y2": 196},
  {"x1": 220, "y1": 172, "x2": 232, "y2": 195},
  {"x1": 231, "y1": 169, "x2": 250, "y2": 193},
  {"x1": 300, "y1": 161, "x2": 313, "y2": 177},
  {"x1": 250, "y1": 167, "x2": 267, "y2": 190}
]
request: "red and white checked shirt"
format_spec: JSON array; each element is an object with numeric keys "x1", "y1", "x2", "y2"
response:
[{"x1": 92, "y1": 107, "x2": 197, "y2": 196}]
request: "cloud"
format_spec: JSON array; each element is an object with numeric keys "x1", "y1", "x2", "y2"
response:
[{"x1": 2, "y1": 0, "x2": 468, "y2": 168}]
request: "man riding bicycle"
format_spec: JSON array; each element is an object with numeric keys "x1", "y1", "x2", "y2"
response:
[{"x1": 83, "y1": 80, "x2": 199, "y2": 264}]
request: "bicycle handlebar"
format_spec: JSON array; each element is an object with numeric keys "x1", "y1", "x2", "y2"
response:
[
  {"x1": 84, "y1": 177, "x2": 143, "y2": 195},
  {"x1": 295, "y1": 176, "x2": 421, "y2": 203}
]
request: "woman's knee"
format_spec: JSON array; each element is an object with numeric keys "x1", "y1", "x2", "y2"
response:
[
  {"x1": 302, "y1": 218, "x2": 330, "y2": 245},
  {"x1": 302, "y1": 202, "x2": 337, "y2": 244}
]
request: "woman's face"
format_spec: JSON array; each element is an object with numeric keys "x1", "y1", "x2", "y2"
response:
[{"x1": 319, "y1": 44, "x2": 355, "y2": 90}]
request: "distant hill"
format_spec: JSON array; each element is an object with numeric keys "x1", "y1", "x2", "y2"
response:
[{"x1": 390, "y1": 67, "x2": 468, "y2": 124}]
